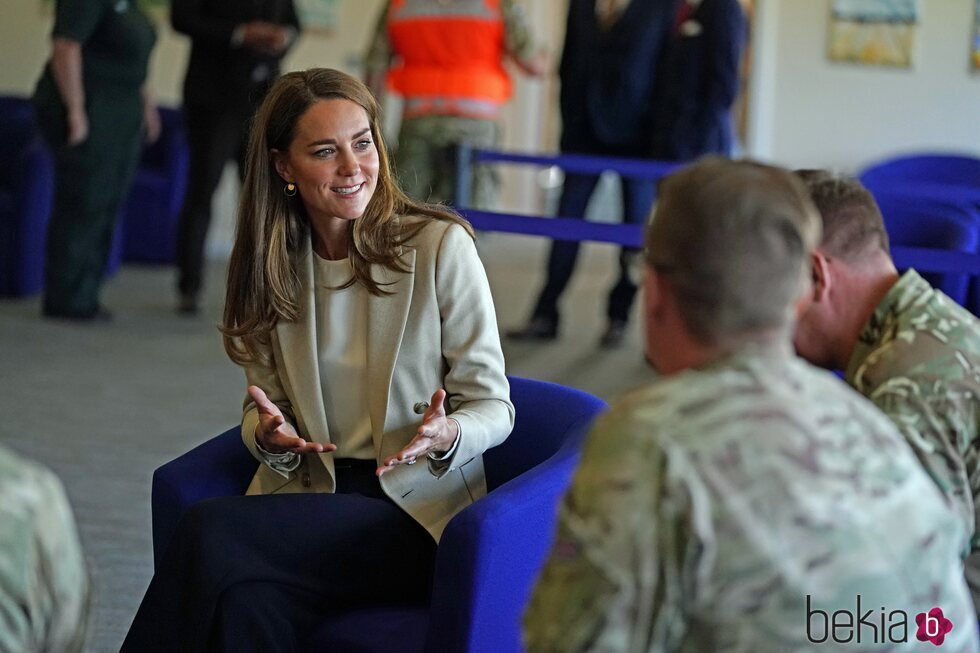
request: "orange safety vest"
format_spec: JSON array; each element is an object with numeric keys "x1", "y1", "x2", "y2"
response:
[{"x1": 387, "y1": 0, "x2": 511, "y2": 119}]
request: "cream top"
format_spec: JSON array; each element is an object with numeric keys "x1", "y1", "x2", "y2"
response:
[{"x1": 312, "y1": 253, "x2": 374, "y2": 460}]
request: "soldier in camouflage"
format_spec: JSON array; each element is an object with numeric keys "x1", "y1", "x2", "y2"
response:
[
  {"x1": 364, "y1": 0, "x2": 546, "y2": 209},
  {"x1": 524, "y1": 158, "x2": 979, "y2": 652},
  {"x1": 792, "y1": 171, "x2": 980, "y2": 613},
  {"x1": 0, "y1": 443, "x2": 89, "y2": 652}
]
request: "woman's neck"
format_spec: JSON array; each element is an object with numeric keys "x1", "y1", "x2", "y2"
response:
[{"x1": 311, "y1": 218, "x2": 350, "y2": 260}]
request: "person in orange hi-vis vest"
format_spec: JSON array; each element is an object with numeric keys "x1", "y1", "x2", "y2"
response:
[{"x1": 365, "y1": 0, "x2": 546, "y2": 208}]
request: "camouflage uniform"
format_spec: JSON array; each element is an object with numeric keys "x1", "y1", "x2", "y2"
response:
[
  {"x1": 525, "y1": 343, "x2": 978, "y2": 653},
  {"x1": 845, "y1": 269, "x2": 980, "y2": 606},
  {"x1": 364, "y1": 0, "x2": 537, "y2": 208},
  {"x1": 0, "y1": 444, "x2": 89, "y2": 652}
]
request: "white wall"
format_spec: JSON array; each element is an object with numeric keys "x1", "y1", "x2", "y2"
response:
[
  {"x1": 747, "y1": 0, "x2": 980, "y2": 171},
  {"x1": 0, "y1": 0, "x2": 387, "y2": 101}
]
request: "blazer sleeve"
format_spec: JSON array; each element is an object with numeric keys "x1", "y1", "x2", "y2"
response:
[
  {"x1": 239, "y1": 333, "x2": 298, "y2": 465},
  {"x1": 171, "y1": 0, "x2": 237, "y2": 48},
  {"x1": 430, "y1": 224, "x2": 515, "y2": 474}
]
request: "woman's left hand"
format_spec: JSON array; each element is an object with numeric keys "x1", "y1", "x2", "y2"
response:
[{"x1": 377, "y1": 389, "x2": 458, "y2": 477}]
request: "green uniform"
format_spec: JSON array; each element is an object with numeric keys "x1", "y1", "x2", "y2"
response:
[
  {"x1": 32, "y1": 0, "x2": 156, "y2": 317},
  {"x1": 365, "y1": 0, "x2": 536, "y2": 208},
  {"x1": 525, "y1": 343, "x2": 977, "y2": 653},
  {"x1": 0, "y1": 444, "x2": 90, "y2": 652},
  {"x1": 845, "y1": 269, "x2": 980, "y2": 606}
]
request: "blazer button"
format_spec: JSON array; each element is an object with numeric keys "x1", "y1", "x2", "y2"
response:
[
  {"x1": 413, "y1": 401, "x2": 429, "y2": 415},
  {"x1": 301, "y1": 472, "x2": 311, "y2": 488}
]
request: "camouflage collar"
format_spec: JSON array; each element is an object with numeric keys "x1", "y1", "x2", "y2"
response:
[
  {"x1": 699, "y1": 338, "x2": 795, "y2": 373},
  {"x1": 844, "y1": 269, "x2": 928, "y2": 381}
]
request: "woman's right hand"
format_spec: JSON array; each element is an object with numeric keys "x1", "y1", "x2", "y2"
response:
[
  {"x1": 248, "y1": 385, "x2": 335, "y2": 455},
  {"x1": 66, "y1": 108, "x2": 88, "y2": 147}
]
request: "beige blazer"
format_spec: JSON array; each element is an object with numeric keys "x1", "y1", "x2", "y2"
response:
[{"x1": 239, "y1": 218, "x2": 515, "y2": 541}]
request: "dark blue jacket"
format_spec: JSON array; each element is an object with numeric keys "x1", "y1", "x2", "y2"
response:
[
  {"x1": 559, "y1": 0, "x2": 675, "y2": 155},
  {"x1": 652, "y1": 0, "x2": 747, "y2": 160}
]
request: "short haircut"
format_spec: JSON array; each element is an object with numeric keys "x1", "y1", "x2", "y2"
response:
[
  {"x1": 794, "y1": 171, "x2": 890, "y2": 261},
  {"x1": 645, "y1": 158, "x2": 821, "y2": 346}
]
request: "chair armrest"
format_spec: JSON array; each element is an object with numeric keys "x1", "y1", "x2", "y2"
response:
[
  {"x1": 151, "y1": 426, "x2": 256, "y2": 567},
  {"x1": 423, "y1": 420, "x2": 594, "y2": 653}
]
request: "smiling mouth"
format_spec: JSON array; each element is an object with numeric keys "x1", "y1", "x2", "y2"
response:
[{"x1": 332, "y1": 183, "x2": 364, "y2": 196}]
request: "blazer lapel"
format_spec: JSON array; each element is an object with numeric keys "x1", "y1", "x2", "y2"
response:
[
  {"x1": 366, "y1": 247, "x2": 416, "y2": 451},
  {"x1": 275, "y1": 238, "x2": 332, "y2": 446}
]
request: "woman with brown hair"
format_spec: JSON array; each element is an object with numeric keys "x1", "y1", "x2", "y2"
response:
[{"x1": 122, "y1": 68, "x2": 513, "y2": 652}]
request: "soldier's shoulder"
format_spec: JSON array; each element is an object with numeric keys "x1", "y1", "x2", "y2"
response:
[{"x1": 0, "y1": 445, "x2": 65, "y2": 519}]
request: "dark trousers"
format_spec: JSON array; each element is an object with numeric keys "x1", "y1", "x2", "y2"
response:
[
  {"x1": 175, "y1": 103, "x2": 252, "y2": 298},
  {"x1": 121, "y1": 463, "x2": 436, "y2": 653},
  {"x1": 36, "y1": 87, "x2": 143, "y2": 317},
  {"x1": 532, "y1": 171, "x2": 655, "y2": 325}
]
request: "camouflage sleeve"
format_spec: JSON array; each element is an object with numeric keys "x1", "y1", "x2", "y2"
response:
[
  {"x1": 501, "y1": 0, "x2": 536, "y2": 64},
  {"x1": 34, "y1": 467, "x2": 90, "y2": 653},
  {"x1": 523, "y1": 410, "x2": 693, "y2": 652},
  {"x1": 867, "y1": 377, "x2": 977, "y2": 553},
  {"x1": 363, "y1": 1, "x2": 392, "y2": 81}
]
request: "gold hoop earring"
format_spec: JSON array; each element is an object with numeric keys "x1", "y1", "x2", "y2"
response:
[{"x1": 284, "y1": 182, "x2": 297, "y2": 197}]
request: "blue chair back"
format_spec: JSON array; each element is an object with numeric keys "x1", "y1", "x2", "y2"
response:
[
  {"x1": 861, "y1": 153, "x2": 980, "y2": 189},
  {"x1": 874, "y1": 194, "x2": 979, "y2": 306},
  {"x1": 0, "y1": 96, "x2": 54, "y2": 296},
  {"x1": 482, "y1": 376, "x2": 604, "y2": 491},
  {"x1": 119, "y1": 106, "x2": 189, "y2": 263}
]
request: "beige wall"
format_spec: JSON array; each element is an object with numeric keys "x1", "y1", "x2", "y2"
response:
[{"x1": 747, "y1": 0, "x2": 980, "y2": 171}]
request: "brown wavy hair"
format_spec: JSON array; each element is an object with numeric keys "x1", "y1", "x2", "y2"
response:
[{"x1": 221, "y1": 68, "x2": 472, "y2": 365}]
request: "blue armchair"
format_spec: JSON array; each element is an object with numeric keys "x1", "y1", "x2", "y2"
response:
[
  {"x1": 0, "y1": 96, "x2": 54, "y2": 296},
  {"x1": 873, "y1": 193, "x2": 980, "y2": 311},
  {"x1": 118, "y1": 106, "x2": 189, "y2": 263},
  {"x1": 860, "y1": 153, "x2": 980, "y2": 315},
  {"x1": 860, "y1": 152, "x2": 980, "y2": 190},
  {"x1": 149, "y1": 376, "x2": 607, "y2": 653}
]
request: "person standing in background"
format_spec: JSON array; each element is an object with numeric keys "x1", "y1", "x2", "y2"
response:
[
  {"x1": 651, "y1": 0, "x2": 747, "y2": 161},
  {"x1": 508, "y1": 0, "x2": 675, "y2": 348},
  {"x1": 172, "y1": 0, "x2": 300, "y2": 315},
  {"x1": 364, "y1": 0, "x2": 546, "y2": 209},
  {"x1": 0, "y1": 443, "x2": 90, "y2": 653},
  {"x1": 32, "y1": 0, "x2": 159, "y2": 321}
]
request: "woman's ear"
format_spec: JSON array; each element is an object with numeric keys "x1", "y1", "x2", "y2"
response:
[{"x1": 270, "y1": 149, "x2": 292, "y2": 183}]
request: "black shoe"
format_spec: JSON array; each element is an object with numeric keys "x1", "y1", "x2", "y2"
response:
[
  {"x1": 507, "y1": 316, "x2": 558, "y2": 341},
  {"x1": 599, "y1": 320, "x2": 627, "y2": 348},
  {"x1": 177, "y1": 294, "x2": 199, "y2": 316}
]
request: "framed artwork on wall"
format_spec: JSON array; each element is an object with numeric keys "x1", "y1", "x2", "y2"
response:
[
  {"x1": 973, "y1": 0, "x2": 980, "y2": 70},
  {"x1": 827, "y1": 0, "x2": 920, "y2": 68},
  {"x1": 295, "y1": 0, "x2": 340, "y2": 33}
]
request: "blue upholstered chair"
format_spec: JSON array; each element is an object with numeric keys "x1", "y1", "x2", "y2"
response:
[
  {"x1": 872, "y1": 192, "x2": 980, "y2": 312},
  {"x1": 118, "y1": 106, "x2": 189, "y2": 263},
  {"x1": 0, "y1": 96, "x2": 54, "y2": 296},
  {"x1": 150, "y1": 376, "x2": 607, "y2": 653},
  {"x1": 860, "y1": 154, "x2": 980, "y2": 315},
  {"x1": 860, "y1": 152, "x2": 980, "y2": 191}
]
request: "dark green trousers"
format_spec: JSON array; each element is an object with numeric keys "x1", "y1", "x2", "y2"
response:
[{"x1": 35, "y1": 79, "x2": 143, "y2": 317}]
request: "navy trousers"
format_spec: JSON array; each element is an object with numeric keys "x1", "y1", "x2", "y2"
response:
[
  {"x1": 121, "y1": 462, "x2": 436, "y2": 653},
  {"x1": 532, "y1": 171, "x2": 655, "y2": 325}
]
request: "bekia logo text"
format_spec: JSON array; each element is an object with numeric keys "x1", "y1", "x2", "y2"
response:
[{"x1": 807, "y1": 595, "x2": 953, "y2": 646}]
